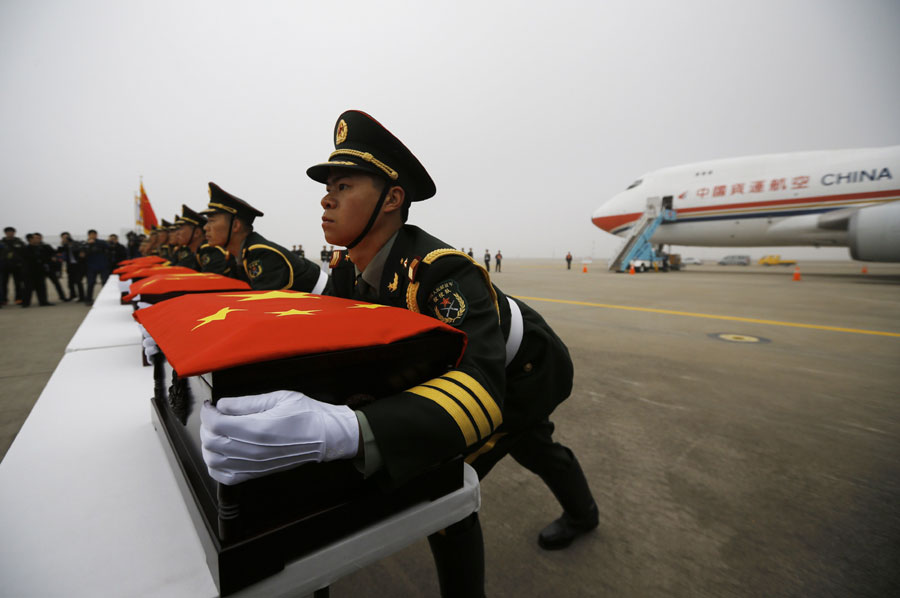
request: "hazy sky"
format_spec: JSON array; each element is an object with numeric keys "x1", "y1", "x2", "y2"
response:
[{"x1": 1, "y1": 0, "x2": 898, "y2": 259}]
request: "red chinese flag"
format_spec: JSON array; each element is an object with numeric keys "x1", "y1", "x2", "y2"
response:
[
  {"x1": 125, "y1": 272, "x2": 250, "y2": 302},
  {"x1": 140, "y1": 182, "x2": 158, "y2": 233},
  {"x1": 134, "y1": 290, "x2": 468, "y2": 377},
  {"x1": 120, "y1": 265, "x2": 198, "y2": 281},
  {"x1": 114, "y1": 256, "x2": 166, "y2": 274}
]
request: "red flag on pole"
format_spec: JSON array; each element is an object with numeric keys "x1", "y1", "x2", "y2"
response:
[{"x1": 139, "y1": 181, "x2": 158, "y2": 234}]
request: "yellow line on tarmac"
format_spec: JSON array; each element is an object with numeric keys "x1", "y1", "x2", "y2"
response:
[{"x1": 514, "y1": 296, "x2": 900, "y2": 338}]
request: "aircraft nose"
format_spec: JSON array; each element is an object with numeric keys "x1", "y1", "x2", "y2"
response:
[{"x1": 592, "y1": 194, "x2": 637, "y2": 234}]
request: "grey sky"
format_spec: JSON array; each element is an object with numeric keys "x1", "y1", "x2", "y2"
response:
[{"x1": 1, "y1": 0, "x2": 898, "y2": 259}]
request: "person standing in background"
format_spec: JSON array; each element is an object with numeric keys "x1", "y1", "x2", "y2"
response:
[
  {"x1": 82, "y1": 229, "x2": 109, "y2": 306},
  {"x1": 1, "y1": 226, "x2": 25, "y2": 305},
  {"x1": 35, "y1": 233, "x2": 68, "y2": 302},
  {"x1": 21, "y1": 233, "x2": 52, "y2": 307},
  {"x1": 58, "y1": 232, "x2": 84, "y2": 302},
  {"x1": 107, "y1": 234, "x2": 128, "y2": 269}
]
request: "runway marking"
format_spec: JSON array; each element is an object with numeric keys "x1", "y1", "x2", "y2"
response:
[{"x1": 514, "y1": 296, "x2": 900, "y2": 338}]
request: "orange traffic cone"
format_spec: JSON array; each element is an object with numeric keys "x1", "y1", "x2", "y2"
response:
[
  {"x1": 792, "y1": 266, "x2": 801, "y2": 281},
  {"x1": 861, "y1": 265, "x2": 868, "y2": 274},
  {"x1": 582, "y1": 265, "x2": 587, "y2": 273},
  {"x1": 629, "y1": 264, "x2": 636, "y2": 275}
]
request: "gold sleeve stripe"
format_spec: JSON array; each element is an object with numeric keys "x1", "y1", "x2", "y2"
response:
[
  {"x1": 465, "y1": 431, "x2": 508, "y2": 465},
  {"x1": 245, "y1": 244, "x2": 295, "y2": 290},
  {"x1": 408, "y1": 385, "x2": 478, "y2": 446},
  {"x1": 423, "y1": 378, "x2": 492, "y2": 437},
  {"x1": 441, "y1": 371, "x2": 503, "y2": 428}
]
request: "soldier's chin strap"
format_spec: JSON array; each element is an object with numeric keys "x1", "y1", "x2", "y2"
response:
[
  {"x1": 224, "y1": 214, "x2": 235, "y2": 249},
  {"x1": 346, "y1": 184, "x2": 391, "y2": 250}
]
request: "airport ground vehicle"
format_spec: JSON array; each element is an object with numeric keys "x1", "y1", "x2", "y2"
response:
[
  {"x1": 629, "y1": 253, "x2": 680, "y2": 272},
  {"x1": 682, "y1": 257, "x2": 703, "y2": 265},
  {"x1": 718, "y1": 255, "x2": 751, "y2": 265},
  {"x1": 758, "y1": 254, "x2": 797, "y2": 266}
]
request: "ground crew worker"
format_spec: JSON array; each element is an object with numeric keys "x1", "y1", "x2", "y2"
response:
[
  {"x1": 199, "y1": 110, "x2": 598, "y2": 597},
  {"x1": 200, "y1": 183, "x2": 327, "y2": 292},
  {"x1": 566, "y1": 251, "x2": 573, "y2": 270},
  {"x1": 483, "y1": 248, "x2": 491, "y2": 272}
]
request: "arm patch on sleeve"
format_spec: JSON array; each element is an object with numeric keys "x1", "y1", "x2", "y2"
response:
[
  {"x1": 247, "y1": 259, "x2": 262, "y2": 279},
  {"x1": 427, "y1": 280, "x2": 468, "y2": 326}
]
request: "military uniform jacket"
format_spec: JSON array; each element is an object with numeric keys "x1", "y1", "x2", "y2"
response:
[
  {"x1": 197, "y1": 244, "x2": 234, "y2": 276},
  {"x1": 238, "y1": 231, "x2": 322, "y2": 291},
  {"x1": 172, "y1": 245, "x2": 201, "y2": 271},
  {"x1": 325, "y1": 225, "x2": 573, "y2": 485}
]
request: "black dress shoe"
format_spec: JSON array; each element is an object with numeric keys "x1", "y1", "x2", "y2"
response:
[{"x1": 537, "y1": 504, "x2": 599, "y2": 550}]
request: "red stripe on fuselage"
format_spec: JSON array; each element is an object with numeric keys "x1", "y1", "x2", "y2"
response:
[
  {"x1": 674, "y1": 188, "x2": 899, "y2": 216},
  {"x1": 592, "y1": 188, "x2": 900, "y2": 233}
]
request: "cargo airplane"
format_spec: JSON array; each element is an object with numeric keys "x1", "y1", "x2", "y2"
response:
[{"x1": 592, "y1": 145, "x2": 900, "y2": 262}]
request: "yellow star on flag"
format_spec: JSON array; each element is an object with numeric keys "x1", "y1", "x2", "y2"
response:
[
  {"x1": 219, "y1": 291, "x2": 321, "y2": 301},
  {"x1": 266, "y1": 309, "x2": 320, "y2": 317},
  {"x1": 191, "y1": 307, "x2": 247, "y2": 331},
  {"x1": 347, "y1": 303, "x2": 389, "y2": 309}
]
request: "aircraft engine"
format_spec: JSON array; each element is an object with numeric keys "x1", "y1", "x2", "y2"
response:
[{"x1": 848, "y1": 201, "x2": 900, "y2": 262}]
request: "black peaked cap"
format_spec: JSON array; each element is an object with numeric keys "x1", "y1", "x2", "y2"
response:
[
  {"x1": 306, "y1": 110, "x2": 436, "y2": 201},
  {"x1": 176, "y1": 204, "x2": 207, "y2": 227},
  {"x1": 200, "y1": 182, "x2": 264, "y2": 225}
]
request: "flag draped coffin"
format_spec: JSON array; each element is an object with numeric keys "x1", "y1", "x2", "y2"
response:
[
  {"x1": 120, "y1": 265, "x2": 197, "y2": 281},
  {"x1": 124, "y1": 272, "x2": 250, "y2": 303},
  {"x1": 114, "y1": 255, "x2": 165, "y2": 273},
  {"x1": 139, "y1": 289, "x2": 468, "y2": 595},
  {"x1": 135, "y1": 290, "x2": 466, "y2": 381}
]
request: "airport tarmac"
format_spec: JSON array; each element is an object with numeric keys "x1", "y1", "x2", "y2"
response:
[{"x1": 1, "y1": 260, "x2": 899, "y2": 597}]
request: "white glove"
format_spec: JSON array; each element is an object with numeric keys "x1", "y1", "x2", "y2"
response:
[
  {"x1": 200, "y1": 390, "x2": 360, "y2": 486},
  {"x1": 136, "y1": 301, "x2": 151, "y2": 310},
  {"x1": 138, "y1": 324, "x2": 159, "y2": 359}
]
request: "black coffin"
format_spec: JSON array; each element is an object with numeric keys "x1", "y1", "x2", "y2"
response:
[{"x1": 151, "y1": 330, "x2": 465, "y2": 596}]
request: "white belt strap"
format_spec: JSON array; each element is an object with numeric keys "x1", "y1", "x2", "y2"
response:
[
  {"x1": 505, "y1": 296, "x2": 524, "y2": 366},
  {"x1": 312, "y1": 267, "x2": 329, "y2": 295}
]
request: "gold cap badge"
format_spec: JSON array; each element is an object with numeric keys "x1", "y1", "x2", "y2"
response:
[{"x1": 336, "y1": 119, "x2": 348, "y2": 145}]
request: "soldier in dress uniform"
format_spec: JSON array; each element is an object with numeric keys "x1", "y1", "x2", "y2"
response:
[
  {"x1": 200, "y1": 110, "x2": 598, "y2": 597},
  {"x1": 200, "y1": 183, "x2": 327, "y2": 292},
  {"x1": 170, "y1": 205, "x2": 207, "y2": 270},
  {"x1": 157, "y1": 220, "x2": 174, "y2": 261},
  {"x1": 319, "y1": 244, "x2": 330, "y2": 270}
]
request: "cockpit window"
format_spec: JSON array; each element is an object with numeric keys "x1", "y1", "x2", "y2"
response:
[{"x1": 626, "y1": 179, "x2": 643, "y2": 190}]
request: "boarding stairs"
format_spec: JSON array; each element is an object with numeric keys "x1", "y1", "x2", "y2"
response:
[{"x1": 608, "y1": 197, "x2": 677, "y2": 272}]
